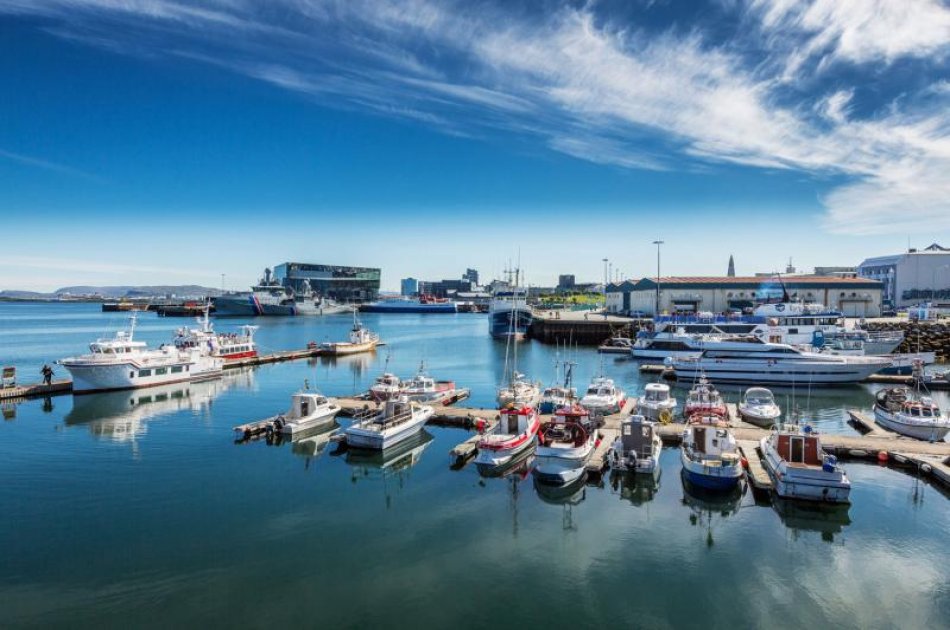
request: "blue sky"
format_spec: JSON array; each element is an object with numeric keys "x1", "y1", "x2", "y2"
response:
[{"x1": 1, "y1": 0, "x2": 948, "y2": 291}]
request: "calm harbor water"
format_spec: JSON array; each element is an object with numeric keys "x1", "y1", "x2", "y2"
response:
[{"x1": 1, "y1": 303, "x2": 948, "y2": 628}]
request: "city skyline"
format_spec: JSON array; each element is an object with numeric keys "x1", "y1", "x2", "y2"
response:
[{"x1": 2, "y1": 1, "x2": 948, "y2": 291}]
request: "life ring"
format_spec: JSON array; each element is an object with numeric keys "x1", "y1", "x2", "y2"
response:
[{"x1": 658, "y1": 409, "x2": 673, "y2": 424}]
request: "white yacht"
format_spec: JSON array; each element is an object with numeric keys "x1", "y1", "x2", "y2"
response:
[
  {"x1": 579, "y1": 375, "x2": 626, "y2": 416},
  {"x1": 738, "y1": 387, "x2": 781, "y2": 427},
  {"x1": 637, "y1": 383, "x2": 677, "y2": 422},
  {"x1": 172, "y1": 307, "x2": 258, "y2": 361},
  {"x1": 402, "y1": 363, "x2": 463, "y2": 403},
  {"x1": 670, "y1": 341, "x2": 891, "y2": 385},
  {"x1": 344, "y1": 396, "x2": 433, "y2": 450},
  {"x1": 60, "y1": 314, "x2": 223, "y2": 393}
]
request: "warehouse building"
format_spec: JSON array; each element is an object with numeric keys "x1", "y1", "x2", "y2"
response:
[
  {"x1": 857, "y1": 243, "x2": 950, "y2": 308},
  {"x1": 606, "y1": 276, "x2": 883, "y2": 317}
]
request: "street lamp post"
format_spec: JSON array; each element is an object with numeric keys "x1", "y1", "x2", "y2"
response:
[
  {"x1": 652, "y1": 240, "x2": 664, "y2": 316},
  {"x1": 602, "y1": 257, "x2": 609, "y2": 313}
]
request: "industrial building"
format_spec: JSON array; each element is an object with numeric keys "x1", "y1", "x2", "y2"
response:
[
  {"x1": 857, "y1": 243, "x2": 950, "y2": 307},
  {"x1": 606, "y1": 276, "x2": 883, "y2": 317},
  {"x1": 273, "y1": 262, "x2": 381, "y2": 302}
]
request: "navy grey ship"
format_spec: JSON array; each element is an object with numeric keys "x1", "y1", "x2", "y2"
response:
[{"x1": 213, "y1": 268, "x2": 352, "y2": 317}]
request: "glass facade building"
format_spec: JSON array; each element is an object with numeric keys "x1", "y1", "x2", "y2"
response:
[{"x1": 273, "y1": 262, "x2": 381, "y2": 302}]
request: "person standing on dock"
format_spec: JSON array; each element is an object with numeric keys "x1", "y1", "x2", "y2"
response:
[{"x1": 41, "y1": 364, "x2": 53, "y2": 386}]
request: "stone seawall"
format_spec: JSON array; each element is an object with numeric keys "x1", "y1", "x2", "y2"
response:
[{"x1": 862, "y1": 321, "x2": 950, "y2": 361}]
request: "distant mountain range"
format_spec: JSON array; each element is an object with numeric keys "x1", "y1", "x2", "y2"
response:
[{"x1": 0, "y1": 285, "x2": 223, "y2": 300}]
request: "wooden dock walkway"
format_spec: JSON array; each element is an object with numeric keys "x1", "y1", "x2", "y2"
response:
[
  {"x1": 736, "y1": 439, "x2": 773, "y2": 491},
  {"x1": 847, "y1": 410, "x2": 889, "y2": 437},
  {"x1": 0, "y1": 379, "x2": 72, "y2": 401}
]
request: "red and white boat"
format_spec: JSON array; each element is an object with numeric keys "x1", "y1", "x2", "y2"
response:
[
  {"x1": 475, "y1": 404, "x2": 540, "y2": 468},
  {"x1": 173, "y1": 308, "x2": 258, "y2": 361},
  {"x1": 683, "y1": 374, "x2": 727, "y2": 419},
  {"x1": 534, "y1": 404, "x2": 599, "y2": 485}
]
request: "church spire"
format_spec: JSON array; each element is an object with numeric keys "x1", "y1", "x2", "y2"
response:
[{"x1": 727, "y1": 254, "x2": 735, "y2": 277}]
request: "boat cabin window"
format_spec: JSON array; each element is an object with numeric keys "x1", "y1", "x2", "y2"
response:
[{"x1": 139, "y1": 369, "x2": 151, "y2": 377}]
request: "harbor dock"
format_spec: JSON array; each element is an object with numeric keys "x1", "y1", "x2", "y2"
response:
[
  {"x1": 328, "y1": 397, "x2": 950, "y2": 489},
  {"x1": 528, "y1": 310, "x2": 646, "y2": 344}
]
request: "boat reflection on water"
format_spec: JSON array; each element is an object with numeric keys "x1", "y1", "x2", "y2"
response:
[
  {"x1": 313, "y1": 351, "x2": 373, "y2": 379},
  {"x1": 64, "y1": 369, "x2": 254, "y2": 443},
  {"x1": 680, "y1": 470, "x2": 744, "y2": 547},
  {"x1": 264, "y1": 422, "x2": 340, "y2": 471},
  {"x1": 345, "y1": 430, "x2": 433, "y2": 478},
  {"x1": 533, "y1": 472, "x2": 587, "y2": 506},
  {"x1": 610, "y1": 469, "x2": 662, "y2": 507},
  {"x1": 475, "y1": 445, "x2": 535, "y2": 479},
  {"x1": 771, "y1": 497, "x2": 852, "y2": 542}
]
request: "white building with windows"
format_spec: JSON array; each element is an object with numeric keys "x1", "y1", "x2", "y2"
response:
[
  {"x1": 606, "y1": 276, "x2": 883, "y2": 317},
  {"x1": 857, "y1": 244, "x2": 950, "y2": 308}
]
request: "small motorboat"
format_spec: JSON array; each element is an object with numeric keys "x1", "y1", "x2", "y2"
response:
[
  {"x1": 683, "y1": 374, "x2": 727, "y2": 419},
  {"x1": 497, "y1": 372, "x2": 541, "y2": 408},
  {"x1": 369, "y1": 372, "x2": 404, "y2": 402},
  {"x1": 344, "y1": 395, "x2": 433, "y2": 450},
  {"x1": 738, "y1": 387, "x2": 781, "y2": 427},
  {"x1": 579, "y1": 375, "x2": 626, "y2": 416},
  {"x1": 760, "y1": 424, "x2": 851, "y2": 503},
  {"x1": 534, "y1": 404, "x2": 599, "y2": 485},
  {"x1": 609, "y1": 414, "x2": 662, "y2": 474},
  {"x1": 598, "y1": 336, "x2": 634, "y2": 354},
  {"x1": 680, "y1": 423, "x2": 743, "y2": 491},
  {"x1": 538, "y1": 357, "x2": 577, "y2": 414},
  {"x1": 234, "y1": 387, "x2": 340, "y2": 438},
  {"x1": 475, "y1": 404, "x2": 540, "y2": 468},
  {"x1": 637, "y1": 382, "x2": 677, "y2": 423},
  {"x1": 320, "y1": 313, "x2": 380, "y2": 356},
  {"x1": 873, "y1": 387, "x2": 950, "y2": 441}
]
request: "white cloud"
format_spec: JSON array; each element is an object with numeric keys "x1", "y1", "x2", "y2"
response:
[{"x1": 1, "y1": 0, "x2": 948, "y2": 235}]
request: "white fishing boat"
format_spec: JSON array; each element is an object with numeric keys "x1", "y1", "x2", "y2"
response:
[
  {"x1": 369, "y1": 372, "x2": 404, "y2": 402},
  {"x1": 873, "y1": 388, "x2": 950, "y2": 441},
  {"x1": 760, "y1": 425, "x2": 851, "y2": 503},
  {"x1": 637, "y1": 383, "x2": 677, "y2": 423},
  {"x1": 680, "y1": 422, "x2": 743, "y2": 491},
  {"x1": 683, "y1": 374, "x2": 727, "y2": 419},
  {"x1": 344, "y1": 396, "x2": 433, "y2": 450},
  {"x1": 579, "y1": 375, "x2": 626, "y2": 416},
  {"x1": 538, "y1": 357, "x2": 576, "y2": 414},
  {"x1": 738, "y1": 387, "x2": 781, "y2": 427},
  {"x1": 59, "y1": 314, "x2": 223, "y2": 393},
  {"x1": 258, "y1": 388, "x2": 340, "y2": 437},
  {"x1": 402, "y1": 363, "x2": 465, "y2": 403},
  {"x1": 497, "y1": 372, "x2": 541, "y2": 408},
  {"x1": 475, "y1": 404, "x2": 540, "y2": 468},
  {"x1": 671, "y1": 341, "x2": 891, "y2": 385},
  {"x1": 534, "y1": 404, "x2": 598, "y2": 485},
  {"x1": 609, "y1": 414, "x2": 662, "y2": 474},
  {"x1": 320, "y1": 313, "x2": 380, "y2": 356}
]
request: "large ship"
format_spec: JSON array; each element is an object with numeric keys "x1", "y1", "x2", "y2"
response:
[
  {"x1": 213, "y1": 268, "x2": 351, "y2": 317},
  {"x1": 489, "y1": 270, "x2": 532, "y2": 339},
  {"x1": 59, "y1": 314, "x2": 224, "y2": 393},
  {"x1": 360, "y1": 295, "x2": 457, "y2": 313}
]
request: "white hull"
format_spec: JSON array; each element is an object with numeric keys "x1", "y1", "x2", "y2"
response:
[
  {"x1": 534, "y1": 440, "x2": 594, "y2": 484},
  {"x1": 760, "y1": 437, "x2": 851, "y2": 503},
  {"x1": 873, "y1": 408, "x2": 950, "y2": 441},
  {"x1": 64, "y1": 357, "x2": 222, "y2": 393},
  {"x1": 322, "y1": 340, "x2": 378, "y2": 356},
  {"x1": 610, "y1": 440, "x2": 661, "y2": 474},
  {"x1": 631, "y1": 348, "x2": 701, "y2": 360},
  {"x1": 738, "y1": 405, "x2": 781, "y2": 427},
  {"x1": 673, "y1": 358, "x2": 888, "y2": 385},
  {"x1": 280, "y1": 407, "x2": 340, "y2": 436},
  {"x1": 345, "y1": 408, "x2": 432, "y2": 450},
  {"x1": 474, "y1": 435, "x2": 535, "y2": 467}
]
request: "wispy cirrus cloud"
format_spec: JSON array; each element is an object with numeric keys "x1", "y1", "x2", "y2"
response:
[
  {"x1": 0, "y1": 148, "x2": 97, "y2": 179},
  {"x1": 2, "y1": 0, "x2": 948, "y2": 234}
]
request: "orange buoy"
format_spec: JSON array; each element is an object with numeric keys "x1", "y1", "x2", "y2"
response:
[
  {"x1": 877, "y1": 450, "x2": 889, "y2": 463},
  {"x1": 741, "y1": 457, "x2": 749, "y2": 469}
]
